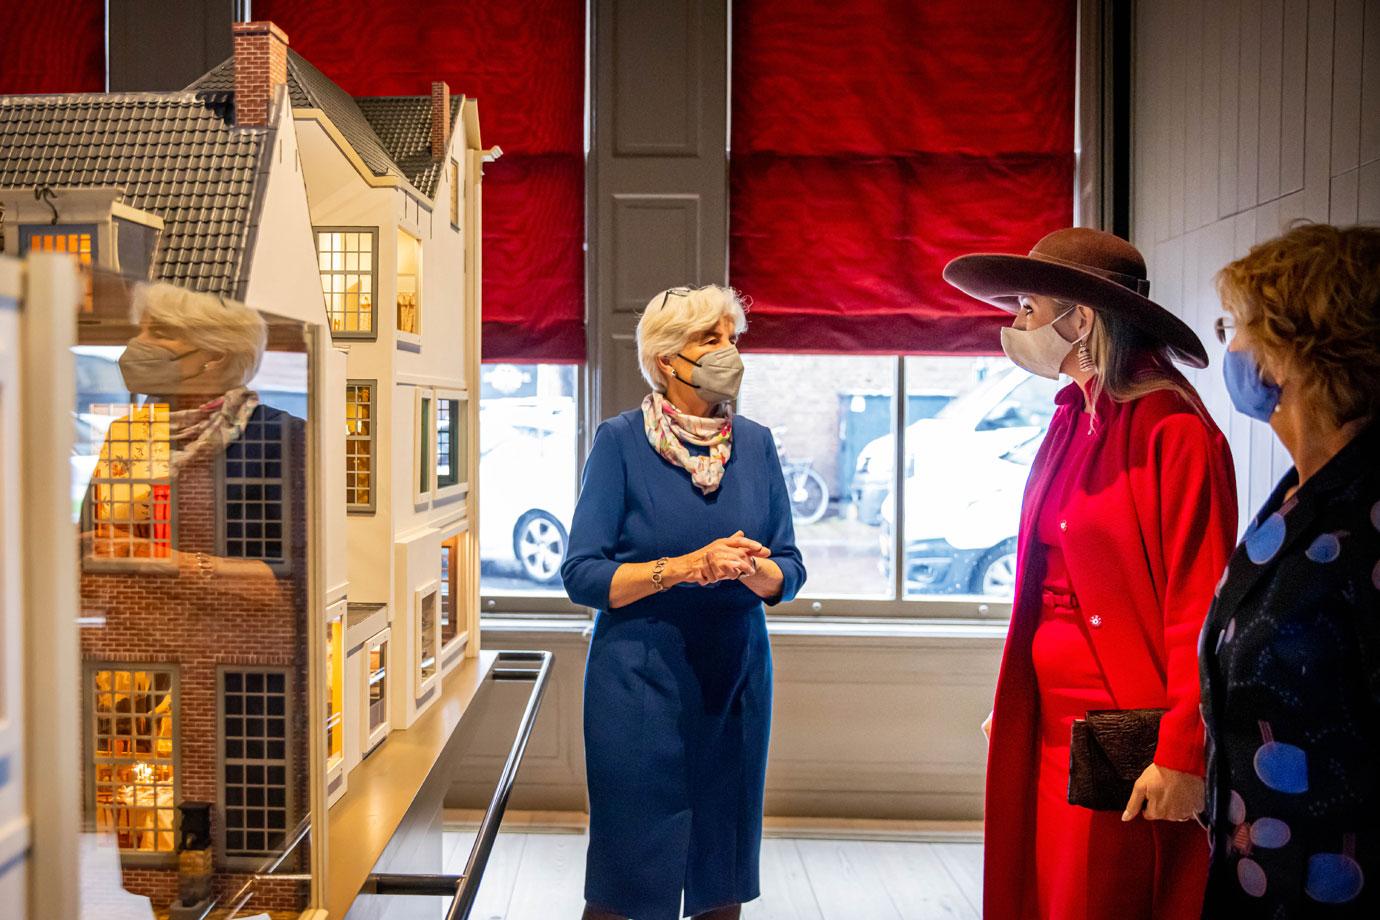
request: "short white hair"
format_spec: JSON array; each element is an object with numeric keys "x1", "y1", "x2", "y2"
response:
[
  {"x1": 131, "y1": 282, "x2": 267, "y2": 388},
  {"x1": 636, "y1": 284, "x2": 749, "y2": 392}
]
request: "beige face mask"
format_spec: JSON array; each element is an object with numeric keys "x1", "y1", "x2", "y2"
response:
[{"x1": 999, "y1": 306, "x2": 1086, "y2": 380}]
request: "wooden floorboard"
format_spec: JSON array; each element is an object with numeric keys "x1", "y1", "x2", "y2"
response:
[{"x1": 444, "y1": 830, "x2": 984, "y2": 919}]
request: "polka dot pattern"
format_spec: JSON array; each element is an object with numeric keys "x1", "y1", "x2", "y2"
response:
[
  {"x1": 1247, "y1": 514, "x2": 1287, "y2": 564},
  {"x1": 1305, "y1": 533, "x2": 1342, "y2": 564}
]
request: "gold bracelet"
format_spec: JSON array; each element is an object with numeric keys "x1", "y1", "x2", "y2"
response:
[{"x1": 651, "y1": 557, "x2": 670, "y2": 592}]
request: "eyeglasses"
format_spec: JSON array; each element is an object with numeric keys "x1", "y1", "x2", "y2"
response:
[
  {"x1": 658, "y1": 286, "x2": 693, "y2": 310},
  {"x1": 1213, "y1": 316, "x2": 1235, "y2": 345}
]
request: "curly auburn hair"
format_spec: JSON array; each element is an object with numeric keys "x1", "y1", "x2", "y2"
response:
[{"x1": 1216, "y1": 222, "x2": 1380, "y2": 426}]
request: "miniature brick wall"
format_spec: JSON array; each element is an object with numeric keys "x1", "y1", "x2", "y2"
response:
[
  {"x1": 431, "y1": 81, "x2": 451, "y2": 159},
  {"x1": 80, "y1": 410, "x2": 310, "y2": 913},
  {"x1": 232, "y1": 21, "x2": 290, "y2": 128}
]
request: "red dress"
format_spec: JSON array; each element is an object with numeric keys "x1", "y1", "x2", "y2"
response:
[{"x1": 984, "y1": 383, "x2": 1237, "y2": 920}]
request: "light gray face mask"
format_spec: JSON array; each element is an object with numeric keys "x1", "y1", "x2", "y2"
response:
[
  {"x1": 118, "y1": 339, "x2": 200, "y2": 395},
  {"x1": 673, "y1": 345, "x2": 745, "y2": 404},
  {"x1": 999, "y1": 307, "x2": 1086, "y2": 381}
]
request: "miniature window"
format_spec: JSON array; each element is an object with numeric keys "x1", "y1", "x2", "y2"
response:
[
  {"x1": 88, "y1": 666, "x2": 178, "y2": 856},
  {"x1": 449, "y1": 159, "x2": 461, "y2": 229},
  {"x1": 325, "y1": 612, "x2": 344, "y2": 773},
  {"x1": 345, "y1": 380, "x2": 376, "y2": 512},
  {"x1": 21, "y1": 225, "x2": 96, "y2": 312},
  {"x1": 416, "y1": 585, "x2": 439, "y2": 692},
  {"x1": 85, "y1": 403, "x2": 174, "y2": 563},
  {"x1": 396, "y1": 231, "x2": 421, "y2": 337},
  {"x1": 220, "y1": 669, "x2": 291, "y2": 859},
  {"x1": 365, "y1": 631, "x2": 390, "y2": 754},
  {"x1": 221, "y1": 410, "x2": 288, "y2": 565},
  {"x1": 440, "y1": 536, "x2": 461, "y2": 648},
  {"x1": 316, "y1": 229, "x2": 376, "y2": 338},
  {"x1": 417, "y1": 392, "x2": 434, "y2": 499},
  {"x1": 435, "y1": 396, "x2": 465, "y2": 490}
]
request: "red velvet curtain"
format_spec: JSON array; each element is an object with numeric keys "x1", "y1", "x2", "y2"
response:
[
  {"x1": 730, "y1": 0, "x2": 1077, "y2": 354},
  {"x1": 255, "y1": 0, "x2": 586, "y2": 362},
  {"x1": 0, "y1": 1, "x2": 105, "y2": 94}
]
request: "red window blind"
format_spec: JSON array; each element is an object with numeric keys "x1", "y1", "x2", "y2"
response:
[
  {"x1": 255, "y1": 0, "x2": 587, "y2": 362},
  {"x1": 730, "y1": 0, "x2": 1077, "y2": 354},
  {"x1": 0, "y1": 1, "x2": 105, "y2": 94}
]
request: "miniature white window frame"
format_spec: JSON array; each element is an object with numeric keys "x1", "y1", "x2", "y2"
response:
[
  {"x1": 395, "y1": 229, "x2": 422, "y2": 346},
  {"x1": 449, "y1": 159, "x2": 461, "y2": 230},
  {"x1": 84, "y1": 663, "x2": 181, "y2": 866},
  {"x1": 414, "y1": 388, "x2": 436, "y2": 505},
  {"x1": 314, "y1": 227, "x2": 379, "y2": 341},
  {"x1": 433, "y1": 388, "x2": 468, "y2": 502},
  {"x1": 439, "y1": 528, "x2": 469, "y2": 668},
  {"x1": 414, "y1": 581, "x2": 441, "y2": 702},
  {"x1": 324, "y1": 599, "x2": 347, "y2": 802},
  {"x1": 363, "y1": 628, "x2": 392, "y2": 756}
]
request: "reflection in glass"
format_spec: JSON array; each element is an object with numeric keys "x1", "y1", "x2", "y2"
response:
[
  {"x1": 74, "y1": 277, "x2": 313, "y2": 913},
  {"x1": 89, "y1": 668, "x2": 177, "y2": 854},
  {"x1": 419, "y1": 591, "x2": 438, "y2": 682},
  {"x1": 367, "y1": 635, "x2": 389, "y2": 747},
  {"x1": 441, "y1": 537, "x2": 460, "y2": 645},
  {"x1": 479, "y1": 364, "x2": 578, "y2": 594}
]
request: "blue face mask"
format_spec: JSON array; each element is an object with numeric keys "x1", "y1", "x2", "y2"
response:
[{"x1": 1223, "y1": 347, "x2": 1281, "y2": 421}]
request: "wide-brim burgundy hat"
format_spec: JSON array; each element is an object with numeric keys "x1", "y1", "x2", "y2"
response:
[{"x1": 943, "y1": 227, "x2": 1209, "y2": 369}]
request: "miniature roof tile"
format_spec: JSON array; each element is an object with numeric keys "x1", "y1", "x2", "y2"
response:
[
  {"x1": 0, "y1": 91, "x2": 267, "y2": 296},
  {"x1": 189, "y1": 52, "x2": 460, "y2": 198}
]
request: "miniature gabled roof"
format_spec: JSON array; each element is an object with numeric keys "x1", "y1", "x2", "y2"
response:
[
  {"x1": 190, "y1": 51, "x2": 462, "y2": 198},
  {"x1": 0, "y1": 91, "x2": 268, "y2": 296},
  {"x1": 355, "y1": 95, "x2": 465, "y2": 198}
]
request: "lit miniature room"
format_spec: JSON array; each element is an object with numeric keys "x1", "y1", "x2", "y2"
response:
[{"x1": 0, "y1": 2, "x2": 1376, "y2": 919}]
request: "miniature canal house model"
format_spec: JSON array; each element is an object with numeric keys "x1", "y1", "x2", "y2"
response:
[{"x1": 0, "y1": 18, "x2": 484, "y2": 914}]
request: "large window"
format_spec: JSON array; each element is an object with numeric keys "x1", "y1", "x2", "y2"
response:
[
  {"x1": 345, "y1": 381, "x2": 376, "y2": 512},
  {"x1": 316, "y1": 229, "x2": 376, "y2": 338},
  {"x1": 478, "y1": 364, "x2": 579, "y2": 595},
  {"x1": 88, "y1": 666, "x2": 178, "y2": 856},
  {"x1": 738, "y1": 355, "x2": 1058, "y2": 611},
  {"x1": 219, "y1": 669, "x2": 291, "y2": 859}
]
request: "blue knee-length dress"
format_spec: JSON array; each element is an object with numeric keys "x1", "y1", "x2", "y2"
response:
[{"x1": 562, "y1": 408, "x2": 806, "y2": 920}]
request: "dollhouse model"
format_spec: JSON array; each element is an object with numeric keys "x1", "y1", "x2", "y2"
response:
[{"x1": 0, "y1": 18, "x2": 485, "y2": 914}]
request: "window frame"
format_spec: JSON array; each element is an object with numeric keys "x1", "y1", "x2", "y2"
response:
[
  {"x1": 84, "y1": 662, "x2": 181, "y2": 866},
  {"x1": 449, "y1": 159, "x2": 461, "y2": 230},
  {"x1": 363, "y1": 627, "x2": 391, "y2": 755},
  {"x1": 345, "y1": 379, "x2": 378, "y2": 515},
  {"x1": 414, "y1": 388, "x2": 435, "y2": 505},
  {"x1": 215, "y1": 666, "x2": 295, "y2": 870},
  {"x1": 314, "y1": 226, "x2": 380, "y2": 341},
  {"x1": 439, "y1": 529, "x2": 469, "y2": 665},
  {"x1": 413, "y1": 581, "x2": 441, "y2": 702},
  {"x1": 324, "y1": 599, "x2": 347, "y2": 804},
  {"x1": 80, "y1": 402, "x2": 179, "y2": 575},
  {"x1": 215, "y1": 409, "x2": 293, "y2": 576},
  {"x1": 433, "y1": 389, "x2": 467, "y2": 501},
  {"x1": 395, "y1": 228, "x2": 423, "y2": 344}
]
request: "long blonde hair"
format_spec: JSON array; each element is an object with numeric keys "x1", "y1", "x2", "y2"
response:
[{"x1": 1078, "y1": 304, "x2": 1202, "y2": 419}]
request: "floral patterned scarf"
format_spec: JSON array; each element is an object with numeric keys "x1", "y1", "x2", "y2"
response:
[
  {"x1": 641, "y1": 392, "x2": 733, "y2": 495},
  {"x1": 168, "y1": 386, "x2": 261, "y2": 473}
]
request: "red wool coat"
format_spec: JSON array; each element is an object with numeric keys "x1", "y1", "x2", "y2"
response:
[{"x1": 983, "y1": 382, "x2": 1238, "y2": 919}]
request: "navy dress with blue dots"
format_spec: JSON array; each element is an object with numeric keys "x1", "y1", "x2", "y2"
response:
[{"x1": 1201, "y1": 419, "x2": 1380, "y2": 918}]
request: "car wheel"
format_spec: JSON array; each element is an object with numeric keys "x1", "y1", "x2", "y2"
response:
[
  {"x1": 513, "y1": 511, "x2": 567, "y2": 585},
  {"x1": 973, "y1": 539, "x2": 1018, "y2": 598}
]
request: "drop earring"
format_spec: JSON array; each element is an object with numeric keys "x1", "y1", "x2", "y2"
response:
[{"x1": 1078, "y1": 339, "x2": 1095, "y2": 373}]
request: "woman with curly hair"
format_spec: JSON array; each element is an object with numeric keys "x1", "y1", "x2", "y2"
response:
[{"x1": 1202, "y1": 222, "x2": 1380, "y2": 917}]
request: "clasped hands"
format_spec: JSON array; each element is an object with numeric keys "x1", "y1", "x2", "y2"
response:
[{"x1": 680, "y1": 531, "x2": 772, "y2": 585}]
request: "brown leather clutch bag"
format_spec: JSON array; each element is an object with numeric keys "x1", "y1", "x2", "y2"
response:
[{"x1": 1068, "y1": 708, "x2": 1165, "y2": 811}]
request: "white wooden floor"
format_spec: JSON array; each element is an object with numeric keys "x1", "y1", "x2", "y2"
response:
[{"x1": 444, "y1": 830, "x2": 983, "y2": 920}]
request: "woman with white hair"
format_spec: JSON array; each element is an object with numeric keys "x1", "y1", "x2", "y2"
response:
[{"x1": 563, "y1": 284, "x2": 807, "y2": 920}]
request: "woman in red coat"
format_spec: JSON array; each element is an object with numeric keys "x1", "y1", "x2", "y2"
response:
[{"x1": 944, "y1": 228, "x2": 1238, "y2": 920}]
